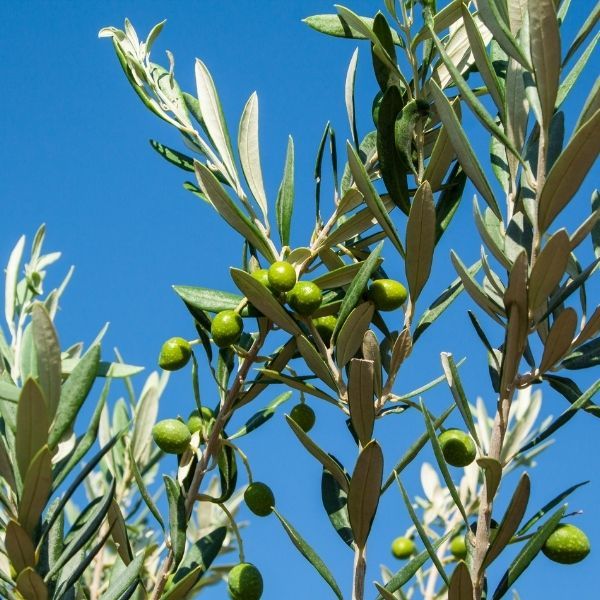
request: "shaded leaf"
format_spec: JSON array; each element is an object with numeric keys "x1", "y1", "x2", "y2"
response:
[
  {"x1": 322, "y1": 465, "x2": 354, "y2": 548},
  {"x1": 228, "y1": 391, "x2": 292, "y2": 440},
  {"x1": 347, "y1": 440, "x2": 383, "y2": 548},
  {"x1": 276, "y1": 136, "x2": 295, "y2": 247},
  {"x1": 347, "y1": 359, "x2": 375, "y2": 446},
  {"x1": 539, "y1": 308, "x2": 577, "y2": 372},
  {"x1": 336, "y1": 302, "x2": 375, "y2": 367},
  {"x1": 448, "y1": 562, "x2": 473, "y2": 600},
  {"x1": 164, "y1": 476, "x2": 186, "y2": 568},
  {"x1": 18, "y1": 446, "x2": 52, "y2": 536},
  {"x1": 101, "y1": 551, "x2": 145, "y2": 600}
]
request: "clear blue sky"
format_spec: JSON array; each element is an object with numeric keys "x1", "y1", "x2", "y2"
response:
[{"x1": 1, "y1": 1, "x2": 598, "y2": 598}]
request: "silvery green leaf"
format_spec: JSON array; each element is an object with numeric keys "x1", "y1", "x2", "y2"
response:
[
  {"x1": 484, "y1": 473, "x2": 530, "y2": 568},
  {"x1": 16, "y1": 379, "x2": 49, "y2": 481},
  {"x1": 101, "y1": 551, "x2": 145, "y2": 600},
  {"x1": 195, "y1": 162, "x2": 276, "y2": 262},
  {"x1": 362, "y1": 330, "x2": 382, "y2": 399},
  {"x1": 412, "y1": 0, "x2": 465, "y2": 46},
  {"x1": 273, "y1": 508, "x2": 344, "y2": 600},
  {"x1": 334, "y1": 242, "x2": 383, "y2": 337},
  {"x1": 296, "y1": 336, "x2": 336, "y2": 391},
  {"x1": 195, "y1": 59, "x2": 239, "y2": 187},
  {"x1": 286, "y1": 415, "x2": 349, "y2": 492},
  {"x1": 539, "y1": 308, "x2": 578, "y2": 372},
  {"x1": 556, "y1": 31, "x2": 600, "y2": 109},
  {"x1": 562, "y1": 2, "x2": 600, "y2": 65},
  {"x1": 413, "y1": 262, "x2": 480, "y2": 343},
  {"x1": 49, "y1": 345, "x2": 100, "y2": 450},
  {"x1": 303, "y1": 13, "x2": 403, "y2": 45},
  {"x1": 575, "y1": 78, "x2": 600, "y2": 133},
  {"x1": 347, "y1": 440, "x2": 383, "y2": 548},
  {"x1": 260, "y1": 369, "x2": 336, "y2": 404},
  {"x1": 18, "y1": 446, "x2": 52, "y2": 536},
  {"x1": 423, "y1": 123, "x2": 453, "y2": 192},
  {"x1": 5, "y1": 520, "x2": 35, "y2": 574},
  {"x1": 230, "y1": 268, "x2": 301, "y2": 335},
  {"x1": 30, "y1": 303, "x2": 61, "y2": 421},
  {"x1": 5, "y1": 234, "x2": 25, "y2": 338},
  {"x1": 421, "y1": 399, "x2": 470, "y2": 526},
  {"x1": 238, "y1": 92, "x2": 269, "y2": 222},
  {"x1": 336, "y1": 302, "x2": 375, "y2": 368},
  {"x1": 165, "y1": 475, "x2": 186, "y2": 568},
  {"x1": 228, "y1": 391, "x2": 292, "y2": 439},
  {"x1": 538, "y1": 109, "x2": 600, "y2": 232},
  {"x1": 347, "y1": 142, "x2": 405, "y2": 256},
  {"x1": 345, "y1": 48, "x2": 359, "y2": 148},
  {"x1": 492, "y1": 505, "x2": 566, "y2": 599},
  {"x1": 477, "y1": 0, "x2": 531, "y2": 69},
  {"x1": 150, "y1": 140, "x2": 194, "y2": 172},
  {"x1": 276, "y1": 136, "x2": 295, "y2": 247},
  {"x1": 528, "y1": 0, "x2": 560, "y2": 128},
  {"x1": 429, "y1": 25, "x2": 520, "y2": 158},
  {"x1": 312, "y1": 260, "x2": 380, "y2": 290},
  {"x1": 429, "y1": 81, "x2": 501, "y2": 218},
  {"x1": 406, "y1": 181, "x2": 435, "y2": 303},
  {"x1": 15, "y1": 568, "x2": 47, "y2": 599},
  {"x1": 131, "y1": 372, "x2": 160, "y2": 465}
]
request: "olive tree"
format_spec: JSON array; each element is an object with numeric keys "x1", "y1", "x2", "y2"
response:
[{"x1": 1, "y1": 0, "x2": 598, "y2": 599}]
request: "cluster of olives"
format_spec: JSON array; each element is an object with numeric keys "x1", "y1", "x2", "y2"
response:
[{"x1": 151, "y1": 406, "x2": 214, "y2": 455}]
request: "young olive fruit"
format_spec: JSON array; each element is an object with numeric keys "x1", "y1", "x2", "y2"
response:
[
  {"x1": 438, "y1": 429, "x2": 477, "y2": 467},
  {"x1": 287, "y1": 281, "x2": 323, "y2": 316},
  {"x1": 211, "y1": 310, "x2": 243, "y2": 348},
  {"x1": 312, "y1": 315, "x2": 337, "y2": 344},
  {"x1": 542, "y1": 524, "x2": 590, "y2": 564},
  {"x1": 227, "y1": 563, "x2": 264, "y2": 600},
  {"x1": 251, "y1": 268, "x2": 272, "y2": 290},
  {"x1": 244, "y1": 482, "x2": 275, "y2": 517},
  {"x1": 267, "y1": 261, "x2": 297, "y2": 293},
  {"x1": 289, "y1": 403, "x2": 316, "y2": 433},
  {"x1": 158, "y1": 337, "x2": 192, "y2": 371},
  {"x1": 367, "y1": 279, "x2": 408, "y2": 311},
  {"x1": 391, "y1": 536, "x2": 415, "y2": 559},
  {"x1": 450, "y1": 535, "x2": 468, "y2": 559},
  {"x1": 187, "y1": 407, "x2": 214, "y2": 434},
  {"x1": 152, "y1": 419, "x2": 191, "y2": 454}
]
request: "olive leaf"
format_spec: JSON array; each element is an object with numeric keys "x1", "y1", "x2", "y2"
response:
[
  {"x1": 528, "y1": 0, "x2": 560, "y2": 128},
  {"x1": 273, "y1": 509, "x2": 344, "y2": 600},
  {"x1": 405, "y1": 181, "x2": 435, "y2": 303},
  {"x1": 538, "y1": 308, "x2": 577, "y2": 372},
  {"x1": 483, "y1": 473, "x2": 530, "y2": 568},
  {"x1": 16, "y1": 379, "x2": 49, "y2": 480},
  {"x1": 230, "y1": 268, "x2": 301, "y2": 335},
  {"x1": 347, "y1": 142, "x2": 405, "y2": 255},
  {"x1": 31, "y1": 303, "x2": 61, "y2": 421},
  {"x1": 429, "y1": 81, "x2": 501, "y2": 218},
  {"x1": 538, "y1": 109, "x2": 600, "y2": 232},
  {"x1": 303, "y1": 14, "x2": 403, "y2": 45},
  {"x1": 276, "y1": 136, "x2": 295, "y2": 247},
  {"x1": 322, "y1": 464, "x2": 354, "y2": 548},
  {"x1": 334, "y1": 242, "x2": 383, "y2": 337},
  {"x1": 5, "y1": 520, "x2": 36, "y2": 574},
  {"x1": 312, "y1": 260, "x2": 382, "y2": 290},
  {"x1": 347, "y1": 359, "x2": 375, "y2": 446},
  {"x1": 448, "y1": 561, "x2": 473, "y2": 600},
  {"x1": 164, "y1": 475, "x2": 187, "y2": 568},
  {"x1": 101, "y1": 551, "x2": 146, "y2": 600},
  {"x1": 238, "y1": 92, "x2": 269, "y2": 222},
  {"x1": 346, "y1": 48, "x2": 359, "y2": 148},
  {"x1": 227, "y1": 391, "x2": 292, "y2": 439},
  {"x1": 296, "y1": 336, "x2": 337, "y2": 391},
  {"x1": 347, "y1": 439, "x2": 383, "y2": 548},
  {"x1": 195, "y1": 162, "x2": 276, "y2": 262},
  {"x1": 477, "y1": 457, "x2": 502, "y2": 501},
  {"x1": 336, "y1": 302, "x2": 375, "y2": 367},
  {"x1": 285, "y1": 415, "x2": 349, "y2": 492},
  {"x1": 492, "y1": 505, "x2": 566, "y2": 599}
]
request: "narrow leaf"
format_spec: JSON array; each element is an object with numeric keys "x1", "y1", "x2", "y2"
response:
[{"x1": 276, "y1": 136, "x2": 295, "y2": 247}]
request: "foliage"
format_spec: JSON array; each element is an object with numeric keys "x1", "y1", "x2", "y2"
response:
[{"x1": 2, "y1": 0, "x2": 598, "y2": 598}]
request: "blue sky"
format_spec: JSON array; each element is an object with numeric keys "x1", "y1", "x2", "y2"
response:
[{"x1": 1, "y1": 1, "x2": 598, "y2": 599}]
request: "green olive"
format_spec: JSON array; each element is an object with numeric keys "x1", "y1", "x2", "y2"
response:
[{"x1": 211, "y1": 310, "x2": 243, "y2": 348}]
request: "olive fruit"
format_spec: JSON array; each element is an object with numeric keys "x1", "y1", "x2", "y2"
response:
[
  {"x1": 227, "y1": 563, "x2": 264, "y2": 600},
  {"x1": 450, "y1": 535, "x2": 468, "y2": 559},
  {"x1": 211, "y1": 310, "x2": 243, "y2": 348},
  {"x1": 367, "y1": 279, "x2": 408, "y2": 311},
  {"x1": 158, "y1": 337, "x2": 192, "y2": 371},
  {"x1": 542, "y1": 524, "x2": 590, "y2": 564},
  {"x1": 244, "y1": 482, "x2": 275, "y2": 517},
  {"x1": 438, "y1": 429, "x2": 477, "y2": 467},
  {"x1": 289, "y1": 403, "x2": 316, "y2": 433},
  {"x1": 152, "y1": 419, "x2": 191, "y2": 454},
  {"x1": 312, "y1": 315, "x2": 337, "y2": 344},
  {"x1": 251, "y1": 268, "x2": 272, "y2": 289},
  {"x1": 187, "y1": 407, "x2": 214, "y2": 434},
  {"x1": 287, "y1": 281, "x2": 323, "y2": 316},
  {"x1": 391, "y1": 536, "x2": 415, "y2": 559},
  {"x1": 267, "y1": 261, "x2": 297, "y2": 293}
]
